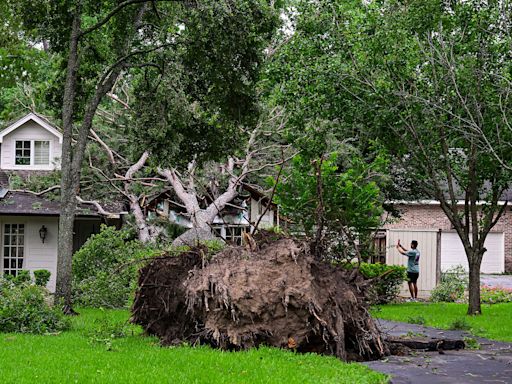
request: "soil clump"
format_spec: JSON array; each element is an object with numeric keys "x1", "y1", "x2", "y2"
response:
[{"x1": 131, "y1": 235, "x2": 389, "y2": 361}]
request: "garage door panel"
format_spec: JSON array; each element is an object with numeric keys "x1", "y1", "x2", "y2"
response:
[
  {"x1": 386, "y1": 229, "x2": 438, "y2": 297},
  {"x1": 441, "y1": 232, "x2": 504, "y2": 274}
]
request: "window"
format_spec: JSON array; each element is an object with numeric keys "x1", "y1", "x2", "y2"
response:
[
  {"x1": 226, "y1": 226, "x2": 249, "y2": 246},
  {"x1": 211, "y1": 225, "x2": 250, "y2": 246},
  {"x1": 3, "y1": 224, "x2": 25, "y2": 276},
  {"x1": 15, "y1": 141, "x2": 31, "y2": 165},
  {"x1": 211, "y1": 226, "x2": 223, "y2": 239},
  {"x1": 34, "y1": 141, "x2": 50, "y2": 165},
  {"x1": 15, "y1": 140, "x2": 50, "y2": 166}
]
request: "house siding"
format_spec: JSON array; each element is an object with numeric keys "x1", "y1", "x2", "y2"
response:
[
  {"x1": 250, "y1": 198, "x2": 275, "y2": 229},
  {"x1": 1, "y1": 121, "x2": 62, "y2": 170},
  {"x1": 0, "y1": 216, "x2": 59, "y2": 291},
  {"x1": 384, "y1": 204, "x2": 512, "y2": 273}
]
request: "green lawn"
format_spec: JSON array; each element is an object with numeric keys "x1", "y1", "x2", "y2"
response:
[
  {"x1": 0, "y1": 308, "x2": 387, "y2": 384},
  {"x1": 372, "y1": 302, "x2": 512, "y2": 342}
]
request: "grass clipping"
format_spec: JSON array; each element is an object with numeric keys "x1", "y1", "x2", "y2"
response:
[{"x1": 131, "y1": 236, "x2": 388, "y2": 361}]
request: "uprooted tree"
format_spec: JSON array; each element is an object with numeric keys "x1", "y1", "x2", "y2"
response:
[
  {"x1": 132, "y1": 234, "x2": 389, "y2": 361},
  {"x1": 84, "y1": 99, "x2": 292, "y2": 244},
  {"x1": 130, "y1": 1, "x2": 395, "y2": 361}
]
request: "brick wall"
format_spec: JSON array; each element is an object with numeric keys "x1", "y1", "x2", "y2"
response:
[{"x1": 384, "y1": 204, "x2": 512, "y2": 272}]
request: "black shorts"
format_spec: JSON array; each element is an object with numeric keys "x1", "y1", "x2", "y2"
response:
[{"x1": 407, "y1": 272, "x2": 419, "y2": 283}]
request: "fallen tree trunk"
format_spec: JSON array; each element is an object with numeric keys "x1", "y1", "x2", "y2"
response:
[
  {"x1": 131, "y1": 236, "x2": 389, "y2": 361},
  {"x1": 386, "y1": 336, "x2": 466, "y2": 352}
]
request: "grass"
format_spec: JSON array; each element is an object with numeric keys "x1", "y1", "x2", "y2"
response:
[
  {"x1": 372, "y1": 302, "x2": 512, "y2": 342},
  {"x1": 0, "y1": 308, "x2": 387, "y2": 384}
]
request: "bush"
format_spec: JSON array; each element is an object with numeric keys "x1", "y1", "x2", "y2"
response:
[
  {"x1": 347, "y1": 263, "x2": 407, "y2": 304},
  {"x1": 0, "y1": 277, "x2": 69, "y2": 334},
  {"x1": 72, "y1": 225, "x2": 160, "y2": 308},
  {"x1": 34, "y1": 269, "x2": 51, "y2": 287},
  {"x1": 16, "y1": 270, "x2": 31, "y2": 284},
  {"x1": 480, "y1": 285, "x2": 512, "y2": 304},
  {"x1": 430, "y1": 265, "x2": 467, "y2": 303},
  {"x1": 74, "y1": 272, "x2": 136, "y2": 309}
]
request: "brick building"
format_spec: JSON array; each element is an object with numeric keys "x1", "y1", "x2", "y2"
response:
[{"x1": 383, "y1": 202, "x2": 512, "y2": 274}]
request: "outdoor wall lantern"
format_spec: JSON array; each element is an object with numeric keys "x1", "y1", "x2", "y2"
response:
[{"x1": 39, "y1": 225, "x2": 48, "y2": 243}]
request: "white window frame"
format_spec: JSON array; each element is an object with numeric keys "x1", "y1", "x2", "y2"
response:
[
  {"x1": 13, "y1": 139, "x2": 52, "y2": 168},
  {"x1": 211, "y1": 225, "x2": 250, "y2": 246}
]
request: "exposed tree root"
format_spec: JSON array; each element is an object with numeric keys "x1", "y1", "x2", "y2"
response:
[{"x1": 131, "y1": 236, "x2": 389, "y2": 361}]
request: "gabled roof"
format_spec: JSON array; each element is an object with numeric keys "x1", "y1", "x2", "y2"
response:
[{"x1": 0, "y1": 112, "x2": 63, "y2": 144}]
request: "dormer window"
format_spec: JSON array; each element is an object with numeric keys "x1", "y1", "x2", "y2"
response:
[{"x1": 15, "y1": 140, "x2": 50, "y2": 166}]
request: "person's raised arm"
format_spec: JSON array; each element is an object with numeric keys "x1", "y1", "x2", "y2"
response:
[{"x1": 396, "y1": 239, "x2": 408, "y2": 255}]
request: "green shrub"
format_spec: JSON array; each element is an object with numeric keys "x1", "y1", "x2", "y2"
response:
[
  {"x1": 480, "y1": 285, "x2": 512, "y2": 304},
  {"x1": 15, "y1": 270, "x2": 31, "y2": 284},
  {"x1": 4, "y1": 271, "x2": 30, "y2": 286},
  {"x1": 72, "y1": 225, "x2": 160, "y2": 308},
  {"x1": 346, "y1": 263, "x2": 407, "y2": 304},
  {"x1": 0, "y1": 277, "x2": 69, "y2": 334},
  {"x1": 74, "y1": 272, "x2": 136, "y2": 309},
  {"x1": 33, "y1": 269, "x2": 51, "y2": 287},
  {"x1": 430, "y1": 265, "x2": 467, "y2": 303},
  {"x1": 87, "y1": 309, "x2": 131, "y2": 351}
]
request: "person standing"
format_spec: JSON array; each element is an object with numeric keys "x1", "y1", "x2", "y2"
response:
[{"x1": 396, "y1": 239, "x2": 420, "y2": 300}]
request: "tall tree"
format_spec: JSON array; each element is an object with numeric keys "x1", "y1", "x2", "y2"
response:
[
  {"x1": 8, "y1": 0, "x2": 276, "y2": 312},
  {"x1": 357, "y1": 0, "x2": 512, "y2": 315},
  {"x1": 267, "y1": 0, "x2": 512, "y2": 314}
]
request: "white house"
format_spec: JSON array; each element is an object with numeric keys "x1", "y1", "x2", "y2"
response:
[
  {"x1": 0, "y1": 113, "x2": 122, "y2": 291},
  {"x1": 0, "y1": 112, "x2": 63, "y2": 171}
]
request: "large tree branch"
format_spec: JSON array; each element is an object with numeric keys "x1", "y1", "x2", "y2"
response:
[
  {"x1": 11, "y1": 185, "x2": 61, "y2": 196},
  {"x1": 89, "y1": 129, "x2": 116, "y2": 164},
  {"x1": 158, "y1": 168, "x2": 201, "y2": 219},
  {"x1": 126, "y1": 151, "x2": 150, "y2": 180},
  {"x1": 76, "y1": 196, "x2": 117, "y2": 217}
]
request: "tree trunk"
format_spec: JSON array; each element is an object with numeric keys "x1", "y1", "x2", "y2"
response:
[
  {"x1": 130, "y1": 199, "x2": 156, "y2": 243},
  {"x1": 56, "y1": 196, "x2": 77, "y2": 312},
  {"x1": 467, "y1": 254, "x2": 482, "y2": 315},
  {"x1": 55, "y1": 12, "x2": 81, "y2": 313},
  {"x1": 312, "y1": 158, "x2": 324, "y2": 258}
]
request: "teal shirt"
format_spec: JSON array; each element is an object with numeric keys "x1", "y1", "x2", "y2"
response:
[{"x1": 405, "y1": 249, "x2": 420, "y2": 273}]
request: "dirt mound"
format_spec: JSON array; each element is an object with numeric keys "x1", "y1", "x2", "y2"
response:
[{"x1": 131, "y1": 237, "x2": 389, "y2": 361}]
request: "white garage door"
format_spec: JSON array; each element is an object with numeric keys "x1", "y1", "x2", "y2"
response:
[
  {"x1": 441, "y1": 232, "x2": 504, "y2": 273},
  {"x1": 386, "y1": 229, "x2": 439, "y2": 297}
]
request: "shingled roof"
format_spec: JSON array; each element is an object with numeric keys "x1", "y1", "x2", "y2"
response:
[{"x1": 0, "y1": 191, "x2": 125, "y2": 217}]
